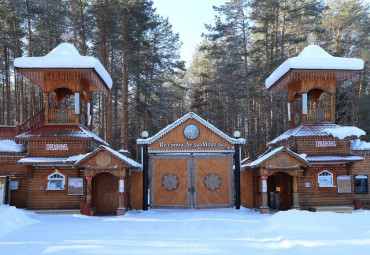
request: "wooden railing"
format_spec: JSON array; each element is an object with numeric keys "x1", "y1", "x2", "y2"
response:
[
  {"x1": 0, "y1": 126, "x2": 17, "y2": 140},
  {"x1": 291, "y1": 108, "x2": 332, "y2": 125},
  {"x1": 0, "y1": 109, "x2": 45, "y2": 140},
  {"x1": 47, "y1": 109, "x2": 78, "y2": 124},
  {"x1": 18, "y1": 109, "x2": 45, "y2": 133},
  {"x1": 306, "y1": 108, "x2": 331, "y2": 122}
]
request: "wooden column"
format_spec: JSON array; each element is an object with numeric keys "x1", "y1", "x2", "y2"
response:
[
  {"x1": 329, "y1": 93, "x2": 335, "y2": 122},
  {"x1": 292, "y1": 176, "x2": 300, "y2": 209},
  {"x1": 117, "y1": 168, "x2": 127, "y2": 215},
  {"x1": 45, "y1": 92, "x2": 49, "y2": 124},
  {"x1": 86, "y1": 178, "x2": 94, "y2": 215},
  {"x1": 260, "y1": 175, "x2": 270, "y2": 214}
]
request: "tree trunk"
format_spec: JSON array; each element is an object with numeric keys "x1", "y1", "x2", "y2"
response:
[{"x1": 120, "y1": 6, "x2": 129, "y2": 150}]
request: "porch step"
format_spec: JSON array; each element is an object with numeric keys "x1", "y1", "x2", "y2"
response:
[
  {"x1": 32, "y1": 209, "x2": 80, "y2": 215},
  {"x1": 309, "y1": 206, "x2": 354, "y2": 213}
]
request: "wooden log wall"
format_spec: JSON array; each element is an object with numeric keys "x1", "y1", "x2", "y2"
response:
[
  {"x1": 28, "y1": 139, "x2": 88, "y2": 156},
  {"x1": 296, "y1": 137, "x2": 350, "y2": 155},
  {"x1": 129, "y1": 171, "x2": 143, "y2": 210},
  {"x1": 0, "y1": 161, "x2": 28, "y2": 208},
  {"x1": 240, "y1": 170, "x2": 253, "y2": 208},
  {"x1": 26, "y1": 167, "x2": 85, "y2": 209},
  {"x1": 298, "y1": 161, "x2": 370, "y2": 209}
]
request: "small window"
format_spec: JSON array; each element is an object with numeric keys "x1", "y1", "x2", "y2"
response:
[
  {"x1": 354, "y1": 175, "x2": 368, "y2": 194},
  {"x1": 318, "y1": 170, "x2": 334, "y2": 187},
  {"x1": 47, "y1": 171, "x2": 65, "y2": 190},
  {"x1": 10, "y1": 181, "x2": 19, "y2": 190}
]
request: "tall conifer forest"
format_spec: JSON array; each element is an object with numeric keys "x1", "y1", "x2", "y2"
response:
[{"x1": 0, "y1": 0, "x2": 369, "y2": 159}]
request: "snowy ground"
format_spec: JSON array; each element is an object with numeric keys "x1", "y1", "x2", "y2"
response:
[{"x1": 1, "y1": 206, "x2": 370, "y2": 255}]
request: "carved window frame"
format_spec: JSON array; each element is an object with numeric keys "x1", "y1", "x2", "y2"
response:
[
  {"x1": 318, "y1": 170, "x2": 334, "y2": 187},
  {"x1": 46, "y1": 170, "x2": 66, "y2": 190}
]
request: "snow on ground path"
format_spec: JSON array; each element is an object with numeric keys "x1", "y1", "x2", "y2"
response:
[{"x1": 1, "y1": 208, "x2": 370, "y2": 255}]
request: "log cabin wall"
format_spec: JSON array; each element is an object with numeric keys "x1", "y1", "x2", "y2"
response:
[
  {"x1": 351, "y1": 153, "x2": 370, "y2": 208},
  {"x1": 298, "y1": 164, "x2": 361, "y2": 209},
  {"x1": 129, "y1": 171, "x2": 143, "y2": 210},
  {"x1": 0, "y1": 156, "x2": 28, "y2": 208},
  {"x1": 296, "y1": 137, "x2": 350, "y2": 155},
  {"x1": 27, "y1": 139, "x2": 88, "y2": 156},
  {"x1": 240, "y1": 170, "x2": 253, "y2": 208},
  {"x1": 26, "y1": 167, "x2": 85, "y2": 209}
]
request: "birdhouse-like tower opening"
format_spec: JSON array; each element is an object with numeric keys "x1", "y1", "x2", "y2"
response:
[
  {"x1": 265, "y1": 45, "x2": 363, "y2": 127},
  {"x1": 14, "y1": 43, "x2": 112, "y2": 127}
]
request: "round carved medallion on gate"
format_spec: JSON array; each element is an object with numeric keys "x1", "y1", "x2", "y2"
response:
[
  {"x1": 96, "y1": 151, "x2": 111, "y2": 167},
  {"x1": 162, "y1": 174, "x2": 179, "y2": 191},
  {"x1": 204, "y1": 173, "x2": 221, "y2": 191}
]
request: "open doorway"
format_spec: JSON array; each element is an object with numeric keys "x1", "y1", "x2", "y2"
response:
[{"x1": 268, "y1": 172, "x2": 292, "y2": 210}]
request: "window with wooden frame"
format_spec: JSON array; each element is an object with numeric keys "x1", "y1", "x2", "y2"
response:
[
  {"x1": 318, "y1": 170, "x2": 334, "y2": 187},
  {"x1": 47, "y1": 170, "x2": 66, "y2": 190}
]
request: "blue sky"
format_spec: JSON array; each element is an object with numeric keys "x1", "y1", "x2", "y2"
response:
[{"x1": 152, "y1": 0, "x2": 227, "y2": 66}]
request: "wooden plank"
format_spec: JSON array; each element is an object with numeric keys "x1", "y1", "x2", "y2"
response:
[
  {"x1": 195, "y1": 158, "x2": 230, "y2": 205},
  {"x1": 153, "y1": 158, "x2": 188, "y2": 206}
]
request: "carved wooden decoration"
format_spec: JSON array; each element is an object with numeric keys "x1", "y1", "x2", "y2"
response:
[
  {"x1": 95, "y1": 151, "x2": 111, "y2": 167},
  {"x1": 162, "y1": 173, "x2": 179, "y2": 191},
  {"x1": 204, "y1": 173, "x2": 221, "y2": 191},
  {"x1": 54, "y1": 110, "x2": 67, "y2": 123},
  {"x1": 275, "y1": 154, "x2": 291, "y2": 167}
]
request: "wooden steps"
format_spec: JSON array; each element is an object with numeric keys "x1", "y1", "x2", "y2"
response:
[
  {"x1": 32, "y1": 209, "x2": 80, "y2": 215},
  {"x1": 309, "y1": 206, "x2": 354, "y2": 213}
]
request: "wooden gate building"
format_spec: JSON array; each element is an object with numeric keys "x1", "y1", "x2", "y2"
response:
[
  {"x1": 0, "y1": 43, "x2": 141, "y2": 215},
  {"x1": 137, "y1": 113, "x2": 246, "y2": 209},
  {"x1": 242, "y1": 44, "x2": 370, "y2": 213}
]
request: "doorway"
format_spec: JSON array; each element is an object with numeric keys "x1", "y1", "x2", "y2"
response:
[
  {"x1": 268, "y1": 172, "x2": 292, "y2": 210},
  {"x1": 92, "y1": 172, "x2": 119, "y2": 214}
]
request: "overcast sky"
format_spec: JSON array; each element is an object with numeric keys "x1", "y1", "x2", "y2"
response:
[{"x1": 152, "y1": 0, "x2": 227, "y2": 66}]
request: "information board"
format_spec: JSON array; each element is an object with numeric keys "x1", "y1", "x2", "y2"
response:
[
  {"x1": 337, "y1": 175, "x2": 351, "y2": 194},
  {"x1": 68, "y1": 178, "x2": 83, "y2": 195}
]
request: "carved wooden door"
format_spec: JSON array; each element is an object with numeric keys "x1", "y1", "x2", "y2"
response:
[
  {"x1": 192, "y1": 157, "x2": 232, "y2": 208},
  {"x1": 93, "y1": 173, "x2": 119, "y2": 213}
]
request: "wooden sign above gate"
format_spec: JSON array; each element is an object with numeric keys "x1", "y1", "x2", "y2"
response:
[{"x1": 137, "y1": 113, "x2": 245, "y2": 152}]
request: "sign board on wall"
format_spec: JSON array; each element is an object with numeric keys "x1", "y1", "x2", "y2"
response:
[
  {"x1": 119, "y1": 180, "x2": 125, "y2": 193},
  {"x1": 68, "y1": 178, "x2": 83, "y2": 195},
  {"x1": 316, "y1": 141, "x2": 336, "y2": 147},
  {"x1": 262, "y1": 180, "x2": 267, "y2": 193},
  {"x1": 46, "y1": 144, "x2": 69, "y2": 150},
  {"x1": 337, "y1": 175, "x2": 351, "y2": 193}
]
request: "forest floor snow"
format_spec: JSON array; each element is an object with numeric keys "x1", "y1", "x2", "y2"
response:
[{"x1": 1, "y1": 205, "x2": 370, "y2": 255}]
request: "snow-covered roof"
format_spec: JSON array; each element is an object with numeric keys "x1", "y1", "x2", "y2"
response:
[
  {"x1": 269, "y1": 123, "x2": 365, "y2": 145},
  {"x1": 18, "y1": 155, "x2": 84, "y2": 164},
  {"x1": 265, "y1": 45, "x2": 364, "y2": 89},
  {"x1": 14, "y1": 43, "x2": 112, "y2": 89},
  {"x1": 0, "y1": 140, "x2": 24, "y2": 153},
  {"x1": 137, "y1": 112, "x2": 246, "y2": 145},
  {"x1": 351, "y1": 139, "x2": 370, "y2": 151},
  {"x1": 16, "y1": 124, "x2": 108, "y2": 146},
  {"x1": 324, "y1": 127, "x2": 365, "y2": 140},
  {"x1": 74, "y1": 145, "x2": 141, "y2": 169},
  {"x1": 243, "y1": 146, "x2": 310, "y2": 168},
  {"x1": 306, "y1": 155, "x2": 364, "y2": 163}
]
